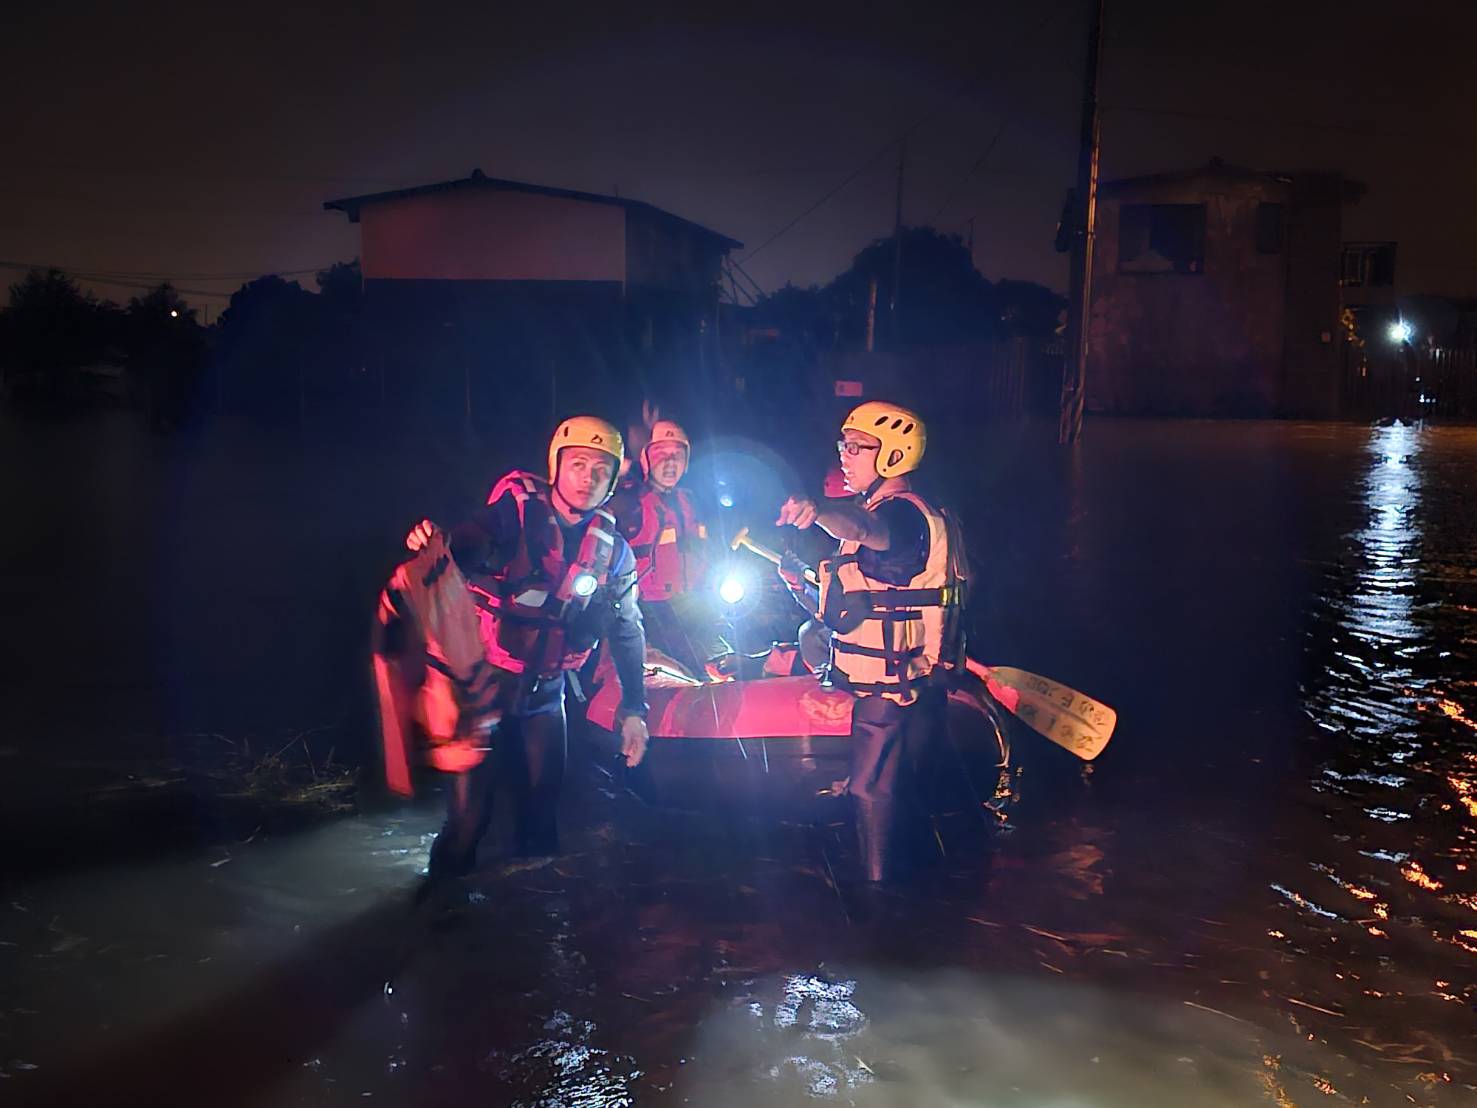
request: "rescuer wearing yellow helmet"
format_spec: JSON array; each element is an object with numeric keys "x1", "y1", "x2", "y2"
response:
[
  {"x1": 403, "y1": 415, "x2": 650, "y2": 876},
  {"x1": 775, "y1": 400, "x2": 967, "y2": 882}
]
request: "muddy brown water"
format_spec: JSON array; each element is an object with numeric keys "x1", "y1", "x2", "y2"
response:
[{"x1": 0, "y1": 412, "x2": 1473, "y2": 1105}]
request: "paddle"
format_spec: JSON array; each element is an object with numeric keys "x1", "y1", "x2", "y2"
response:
[
  {"x1": 725, "y1": 530, "x2": 1117, "y2": 760},
  {"x1": 963, "y1": 658, "x2": 1115, "y2": 761},
  {"x1": 730, "y1": 525, "x2": 820, "y2": 586}
]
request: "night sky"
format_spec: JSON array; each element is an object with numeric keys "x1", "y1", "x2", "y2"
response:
[{"x1": 4, "y1": 0, "x2": 1474, "y2": 312}]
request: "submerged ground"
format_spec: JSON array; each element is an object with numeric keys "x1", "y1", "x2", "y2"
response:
[{"x1": 1, "y1": 411, "x2": 1473, "y2": 1105}]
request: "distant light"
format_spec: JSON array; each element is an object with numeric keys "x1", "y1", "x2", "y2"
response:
[
  {"x1": 572, "y1": 572, "x2": 598, "y2": 598},
  {"x1": 169, "y1": 309, "x2": 179, "y2": 318},
  {"x1": 1388, "y1": 320, "x2": 1412, "y2": 344},
  {"x1": 718, "y1": 493, "x2": 734, "y2": 509},
  {"x1": 718, "y1": 576, "x2": 746, "y2": 605}
]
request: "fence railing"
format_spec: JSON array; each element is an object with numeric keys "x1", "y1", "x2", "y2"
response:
[{"x1": 1347, "y1": 343, "x2": 1477, "y2": 420}]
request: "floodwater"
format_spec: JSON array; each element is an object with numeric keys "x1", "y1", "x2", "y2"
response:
[{"x1": 1, "y1": 411, "x2": 1474, "y2": 1105}]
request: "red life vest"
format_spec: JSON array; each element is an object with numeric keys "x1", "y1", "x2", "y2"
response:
[
  {"x1": 466, "y1": 471, "x2": 618, "y2": 679},
  {"x1": 373, "y1": 530, "x2": 509, "y2": 795},
  {"x1": 627, "y1": 485, "x2": 709, "y2": 601}
]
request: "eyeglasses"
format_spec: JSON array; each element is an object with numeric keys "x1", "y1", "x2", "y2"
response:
[{"x1": 836, "y1": 440, "x2": 880, "y2": 456}]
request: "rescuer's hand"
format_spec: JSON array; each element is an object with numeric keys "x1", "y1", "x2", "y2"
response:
[
  {"x1": 426, "y1": 739, "x2": 487, "y2": 774},
  {"x1": 405, "y1": 519, "x2": 437, "y2": 552},
  {"x1": 776, "y1": 495, "x2": 818, "y2": 530},
  {"x1": 777, "y1": 550, "x2": 810, "y2": 590},
  {"x1": 620, "y1": 714, "x2": 650, "y2": 767}
]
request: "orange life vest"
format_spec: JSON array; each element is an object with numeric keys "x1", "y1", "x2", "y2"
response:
[
  {"x1": 818, "y1": 487, "x2": 968, "y2": 705},
  {"x1": 627, "y1": 485, "x2": 709, "y2": 601},
  {"x1": 372, "y1": 531, "x2": 510, "y2": 795},
  {"x1": 467, "y1": 471, "x2": 618, "y2": 679}
]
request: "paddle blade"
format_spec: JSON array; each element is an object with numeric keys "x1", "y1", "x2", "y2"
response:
[{"x1": 965, "y1": 659, "x2": 1116, "y2": 761}]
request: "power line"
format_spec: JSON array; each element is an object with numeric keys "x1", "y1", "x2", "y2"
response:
[
  {"x1": 925, "y1": 119, "x2": 1010, "y2": 228},
  {"x1": 737, "y1": 148, "x2": 899, "y2": 266},
  {"x1": 736, "y1": 0, "x2": 1075, "y2": 268},
  {"x1": 8, "y1": 164, "x2": 414, "y2": 187},
  {"x1": 0, "y1": 261, "x2": 342, "y2": 301},
  {"x1": 4, "y1": 272, "x2": 236, "y2": 300},
  {"x1": 729, "y1": 257, "x2": 767, "y2": 301},
  {"x1": 0, "y1": 185, "x2": 327, "y2": 219},
  {"x1": 0, "y1": 260, "x2": 337, "y2": 281}
]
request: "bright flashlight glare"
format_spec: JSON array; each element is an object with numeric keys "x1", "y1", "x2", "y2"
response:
[
  {"x1": 1388, "y1": 320, "x2": 1412, "y2": 344},
  {"x1": 572, "y1": 572, "x2": 598, "y2": 597},
  {"x1": 718, "y1": 493, "x2": 734, "y2": 509},
  {"x1": 719, "y1": 576, "x2": 746, "y2": 605},
  {"x1": 169, "y1": 309, "x2": 179, "y2": 318}
]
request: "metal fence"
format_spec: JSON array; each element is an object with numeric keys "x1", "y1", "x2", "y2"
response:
[{"x1": 1347, "y1": 343, "x2": 1477, "y2": 420}]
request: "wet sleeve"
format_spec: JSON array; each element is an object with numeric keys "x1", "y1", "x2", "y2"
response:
[
  {"x1": 448, "y1": 491, "x2": 520, "y2": 574},
  {"x1": 605, "y1": 543, "x2": 649, "y2": 717}
]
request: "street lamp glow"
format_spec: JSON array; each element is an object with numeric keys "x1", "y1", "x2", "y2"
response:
[{"x1": 1388, "y1": 320, "x2": 1412, "y2": 344}]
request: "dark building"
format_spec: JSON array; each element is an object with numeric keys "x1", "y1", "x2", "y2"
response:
[
  {"x1": 324, "y1": 170, "x2": 741, "y2": 444},
  {"x1": 1087, "y1": 159, "x2": 1366, "y2": 417}
]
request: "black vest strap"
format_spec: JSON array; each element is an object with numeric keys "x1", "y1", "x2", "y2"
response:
[{"x1": 833, "y1": 640, "x2": 924, "y2": 661}]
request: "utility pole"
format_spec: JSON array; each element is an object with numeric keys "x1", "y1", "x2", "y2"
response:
[
  {"x1": 1059, "y1": 0, "x2": 1105, "y2": 444},
  {"x1": 891, "y1": 139, "x2": 906, "y2": 347},
  {"x1": 866, "y1": 275, "x2": 878, "y2": 353}
]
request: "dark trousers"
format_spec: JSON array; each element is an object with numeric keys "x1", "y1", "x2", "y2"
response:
[
  {"x1": 428, "y1": 691, "x2": 568, "y2": 877},
  {"x1": 847, "y1": 686, "x2": 945, "y2": 883}
]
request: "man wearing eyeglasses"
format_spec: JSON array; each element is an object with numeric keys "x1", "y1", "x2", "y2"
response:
[{"x1": 775, "y1": 401, "x2": 967, "y2": 883}]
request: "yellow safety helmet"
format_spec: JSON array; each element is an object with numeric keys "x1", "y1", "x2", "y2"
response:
[
  {"x1": 841, "y1": 401, "x2": 926, "y2": 478},
  {"x1": 640, "y1": 419, "x2": 691, "y2": 478},
  {"x1": 548, "y1": 415, "x2": 624, "y2": 502}
]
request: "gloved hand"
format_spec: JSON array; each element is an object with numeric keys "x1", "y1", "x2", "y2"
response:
[
  {"x1": 405, "y1": 519, "x2": 436, "y2": 552},
  {"x1": 778, "y1": 549, "x2": 811, "y2": 590},
  {"x1": 620, "y1": 713, "x2": 650, "y2": 767},
  {"x1": 704, "y1": 652, "x2": 739, "y2": 682}
]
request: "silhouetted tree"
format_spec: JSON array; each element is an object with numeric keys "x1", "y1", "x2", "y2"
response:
[
  {"x1": 313, "y1": 259, "x2": 369, "y2": 413},
  {"x1": 316, "y1": 259, "x2": 362, "y2": 316},
  {"x1": 832, "y1": 227, "x2": 999, "y2": 348},
  {"x1": 214, "y1": 275, "x2": 318, "y2": 425},
  {"x1": 992, "y1": 278, "x2": 1066, "y2": 340},
  {"x1": 752, "y1": 228, "x2": 1065, "y2": 355},
  {"x1": 0, "y1": 269, "x2": 118, "y2": 398},
  {"x1": 125, "y1": 284, "x2": 207, "y2": 431}
]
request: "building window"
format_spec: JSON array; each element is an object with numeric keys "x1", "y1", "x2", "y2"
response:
[
  {"x1": 1118, "y1": 203, "x2": 1206, "y2": 274},
  {"x1": 1256, "y1": 202, "x2": 1285, "y2": 254},
  {"x1": 1340, "y1": 242, "x2": 1397, "y2": 288}
]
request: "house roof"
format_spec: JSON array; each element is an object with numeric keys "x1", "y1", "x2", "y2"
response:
[
  {"x1": 324, "y1": 169, "x2": 743, "y2": 251},
  {"x1": 1101, "y1": 158, "x2": 1366, "y2": 203},
  {"x1": 1101, "y1": 158, "x2": 1292, "y2": 193}
]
